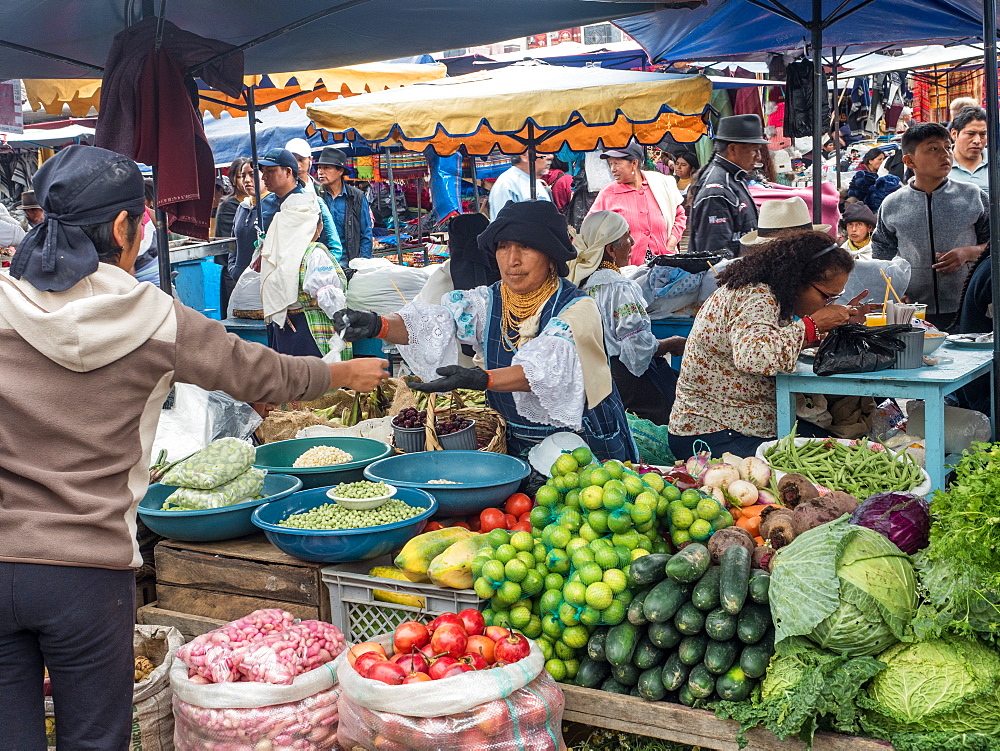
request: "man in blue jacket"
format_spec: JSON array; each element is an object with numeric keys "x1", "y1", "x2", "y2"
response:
[{"x1": 315, "y1": 147, "x2": 373, "y2": 265}]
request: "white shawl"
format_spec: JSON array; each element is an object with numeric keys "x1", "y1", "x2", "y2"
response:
[{"x1": 259, "y1": 191, "x2": 320, "y2": 329}]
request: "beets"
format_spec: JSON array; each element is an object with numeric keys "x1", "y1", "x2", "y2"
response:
[{"x1": 850, "y1": 491, "x2": 931, "y2": 554}]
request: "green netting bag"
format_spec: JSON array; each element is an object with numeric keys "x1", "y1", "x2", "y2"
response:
[
  {"x1": 626, "y1": 413, "x2": 676, "y2": 466},
  {"x1": 163, "y1": 467, "x2": 266, "y2": 510},
  {"x1": 160, "y1": 438, "x2": 255, "y2": 489}
]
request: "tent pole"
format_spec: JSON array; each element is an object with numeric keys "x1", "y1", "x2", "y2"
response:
[
  {"x1": 831, "y1": 48, "x2": 842, "y2": 191},
  {"x1": 385, "y1": 147, "x2": 404, "y2": 264},
  {"x1": 810, "y1": 0, "x2": 824, "y2": 224},
  {"x1": 528, "y1": 122, "x2": 537, "y2": 200},
  {"x1": 246, "y1": 86, "x2": 264, "y2": 229},
  {"x1": 151, "y1": 167, "x2": 172, "y2": 296},
  {"x1": 982, "y1": 0, "x2": 1000, "y2": 437},
  {"x1": 470, "y1": 156, "x2": 481, "y2": 213}
]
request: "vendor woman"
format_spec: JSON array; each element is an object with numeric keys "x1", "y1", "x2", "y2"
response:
[
  {"x1": 334, "y1": 201, "x2": 639, "y2": 461},
  {"x1": 668, "y1": 230, "x2": 871, "y2": 458},
  {"x1": 568, "y1": 211, "x2": 686, "y2": 424}
]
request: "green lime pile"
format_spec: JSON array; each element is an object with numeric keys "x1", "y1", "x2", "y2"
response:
[
  {"x1": 472, "y1": 447, "x2": 682, "y2": 683},
  {"x1": 666, "y1": 490, "x2": 733, "y2": 548}
]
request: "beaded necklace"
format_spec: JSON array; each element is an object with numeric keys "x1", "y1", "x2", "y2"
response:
[
  {"x1": 499, "y1": 274, "x2": 559, "y2": 351},
  {"x1": 599, "y1": 260, "x2": 621, "y2": 273}
]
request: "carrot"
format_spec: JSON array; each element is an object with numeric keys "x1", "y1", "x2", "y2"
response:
[
  {"x1": 739, "y1": 504, "x2": 767, "y2": 518},
  {"x1": 742, "y1": 514, "x2": 762, "y2": 537},
  {"x1": 728, "y1": 505, "x2": 743, "y2": 520},
  {"x1": 736, "y1": 516, "x2": 754, "y2": 532},
  {"x1": 754, "y1": 536, "x2": 765, "y2": 546}
]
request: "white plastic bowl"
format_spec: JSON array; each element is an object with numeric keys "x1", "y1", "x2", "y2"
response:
[
  {"x1": 755, "y1": 437, "x2": 932, "y2": 497},
  {"x1": 325, "y1": 483, "x2": 396, "y2": 510},
  {"x1": 923, "y1": 331, "x2": 947, "y2": 355},
  {"x1": 528, "y1": 432, "x2": 590, "y2": 476}
]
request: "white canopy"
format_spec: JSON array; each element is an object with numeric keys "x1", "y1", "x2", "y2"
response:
[
  {"x1": 840, "y1": 45, "x2": 984, "y2": 77},
  {"x1": 2, "y1": 124, "x2": 94, "y2": 148}
]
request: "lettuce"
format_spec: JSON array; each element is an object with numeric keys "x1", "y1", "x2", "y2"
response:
[
  {"x1": 769, "y1": 516, "x2": 918, "y2": 657},
  {"x1": 912, "y1": 552, "x2": 1000, "y2": 642}
]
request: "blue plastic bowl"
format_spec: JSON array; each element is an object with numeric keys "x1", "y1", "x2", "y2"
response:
[
  {"x1": 137, "y1": 474, "x2": 303, "y2": 542},
  {"x1": 251, "y1": 486, "x2": 437, "y2": 563},
  {"x1": 364, "y1": 451, "x2": 530, "y2": 516},
  {"x1": 253, "y1": 437, "x2": 393, "y2": 489}
]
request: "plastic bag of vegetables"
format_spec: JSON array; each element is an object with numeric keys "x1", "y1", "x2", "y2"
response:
[
  {"x1": 335, "y1": 639, "x2": 566, "y2": 750},
  {"x1": 163, "y1": 467, "x2": 266, "y2": 510},
  {"x1": 160, "y1": 437, "x2": 255, "y2": 489},
  {"x1": 770, "y1": 516, "x2": 918, "y2": 657}
]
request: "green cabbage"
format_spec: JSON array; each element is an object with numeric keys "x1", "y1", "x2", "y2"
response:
[
  {"x1": 770, "y1": 516, "x2": 917, "y2": 656},
  {"x1": 861, "y1": 637, "x2": 1000, "y2": 742}
]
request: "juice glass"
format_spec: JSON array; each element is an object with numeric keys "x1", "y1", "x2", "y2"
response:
[
  {"x1": 866, "y1": 313, "x2": 886, "y2": 327},
  {"x1": 913, "y1": 303, "x2": 927, "y2": 320}
]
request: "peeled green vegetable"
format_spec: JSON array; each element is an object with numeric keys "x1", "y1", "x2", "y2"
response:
[
  {"x1": 160, "y1": 437, "x2": 255, "y2": 489},
  {"x1": 163, "y1": 467, "x2": 265, "y2": 509}
]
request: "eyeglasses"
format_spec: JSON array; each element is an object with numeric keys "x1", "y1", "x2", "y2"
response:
[{"x1": 810, "y1": 283, "x2": 844, "y2": 305}]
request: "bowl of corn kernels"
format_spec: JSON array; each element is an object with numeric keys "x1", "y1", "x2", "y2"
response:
[{"x1": 252, "y1": 437, "x2": 392, "y2": 489}]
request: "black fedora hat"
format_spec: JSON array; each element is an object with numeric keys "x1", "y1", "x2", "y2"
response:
[
  {"x1": 315, "y1": 146, "x2": 353, "y2": 174},
  {"x1": 715, "y1": 114, "x2": 769, "y2": 145}
]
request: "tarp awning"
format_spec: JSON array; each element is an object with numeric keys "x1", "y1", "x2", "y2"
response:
[
  {"x1": 838, "y1": 44, "x2": 984, "y2": 77},
  {"x1": 2, "y1": 123, "x2": 95, "y2": 147}
]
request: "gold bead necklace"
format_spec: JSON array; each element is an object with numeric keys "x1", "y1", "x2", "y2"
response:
[
  {"x1": 499, "y1": 274, "x2": 559, "y2": 351},
  {"x1": 599, "y1": 260, "x2": 621, "y2": 273}
]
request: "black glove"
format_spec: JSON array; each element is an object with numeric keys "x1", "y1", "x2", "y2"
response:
[
  {"x1": 332, "y1": 308, "x2": 381, "y2": 342},
  {"x1": 410, "y1": 365, "x2": 491, "y2": 393}
]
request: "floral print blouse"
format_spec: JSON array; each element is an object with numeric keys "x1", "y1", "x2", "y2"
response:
[{"x1": 668, "y1": 283, "x2": 806, "y2": 438}]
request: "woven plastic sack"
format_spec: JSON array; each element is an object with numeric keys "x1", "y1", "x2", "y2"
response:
[
  {"x1": 231, "y1": 621, "x2": 347, "y2": 685},
  {"x1": 160, "y1": 436, "x2": 255, "y2": 489},
  {"x1": 177, "y1": 608, "x2": 296, "y2": 683},
  {"x1": 627, "y1": 412, "x2": 676, "y2": 466},
  {"x1": 164, "y1": 466, "x2": 266, "y2": 509}
]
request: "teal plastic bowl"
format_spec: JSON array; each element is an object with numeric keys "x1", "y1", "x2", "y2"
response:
[
  {"x1": 251, "y1": 486, "x2": 437, "y2": 563},
  {"x1": 137, "y1": 474, "x2": 302, "y2": 542},
  {"x1": 364, "y1": 451, "x2": 530, "y2": 516},
  {"x1": 253, "y1": 437, "x2": 392, "y2": 489}
]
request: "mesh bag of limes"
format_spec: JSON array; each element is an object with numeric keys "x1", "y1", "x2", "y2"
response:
[{"x1": 471, "y1": 447, "x2": 708, "y2": 684}]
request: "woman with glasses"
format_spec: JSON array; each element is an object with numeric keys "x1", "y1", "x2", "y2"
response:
[{"x1": 668, "y1": 230, "x2": 872, "y2": 457}]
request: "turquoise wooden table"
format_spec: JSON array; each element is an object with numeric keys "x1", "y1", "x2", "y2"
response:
[{"x1": 775, "y1": 344, "x2": 993, "y2": 493}]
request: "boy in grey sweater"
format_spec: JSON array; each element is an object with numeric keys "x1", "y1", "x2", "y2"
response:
[{"x1": 871, "y1": 122, "x2": 988, "y2": 330}]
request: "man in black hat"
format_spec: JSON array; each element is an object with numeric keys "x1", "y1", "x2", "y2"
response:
[
  {"x1": 689, "y1": 114, "x2": 769, "y2": 257},
  {"x1": 258, "y1": 147, "x2": 305, "y2": 233},
  {"x1": 315, "y1": 146, "x2": 373, "y2": 264},
  {"x1": 19, "y1": 189, "x2": 44, "y2": 228}
]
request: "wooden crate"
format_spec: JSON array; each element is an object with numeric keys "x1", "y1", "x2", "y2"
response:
[
  {"x1": 561, "y1": 685, "x2": 891, "y2": 751},
  {"x1": 138, "y1": 603, "x2": 226, "y2": 641},
  {"x1": 153, "y1": 535, "x2": 332, "y2": 625}
]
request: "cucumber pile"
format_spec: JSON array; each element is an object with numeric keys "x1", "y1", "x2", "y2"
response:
[{"x1": 576, "y1": 542, "x2": 775, "y2": 706}]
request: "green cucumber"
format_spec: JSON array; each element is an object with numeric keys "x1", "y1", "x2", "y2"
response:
[
  {"x1": 575, "y1": 656, "x2": 611, "y2": 688},
  {"x1": 611, "y1": 660, "x2": 641, "y2": 687},
  {"x1": 632, "y1": 634, "x2": 667, "y2": 671},
  {"x1": 704, "y1": 640, "x2": 740, "y2": 675},
  {"x1": 677, "y1": 634, "x2": 709, "y2": 666},
  {"x1": 687, "y1": 663, "x2": 716, "y2": 699},
  {"x1": 587, "y1": 627, "x2": 610, "y2": 663},
  {"x1": 677, "y1": 683, "x2": 697, "y2": 706},
  {"x1": 628, "y1": 553, "x2": 671, "y2": 588},
  {"x1": 739, "y1": 642, "x2": 773, "y2": 679},
  {"x1": 719, "y1": 544, "x2": 752, "y2": 615},
  {"x1": 748, "y1": 569, "x2": 771, "y2": 605},
  {"x1": 660, "y1": 652, "x2": 691, "y2": 692},
  {"x1": 737, "y1": 604, "x2": 770, "y2": 645},
  {"x1": 606, "y1": 621, "x2": 640, "y2": 666},
  {"x1": 704, "y1": 608, "x2": 738, "y2": 642},
  {"x1": 715, "y1": 665, "x2": 753, "y2": 701},
  {"x1": 637, "y1": 666, "x2": 667, "y2": 701},
  {"x1": 627, "y1": 587, "x2": 652, "y2": 626},
  {"x1": 673, "y1": 602, "x2": 706, "y2": 636},
  {"x1": 647, "y1": 621, "x2": 683, "y2": 650},
  {"x1": 599, "y1": 676, "x2": 630, "y2": 694},
  {"x1": 643, "y1": 578, "x2": 687, "y2": 623},
  {"x1": 691, "y1": 566, "x2": 722, "y2": 611},
  {"x1": 665, "y1": 543, "x2": 711, "y2": 583},
  {"x1": 629, "y1": 686, "x2": 643, "y2": 697}
]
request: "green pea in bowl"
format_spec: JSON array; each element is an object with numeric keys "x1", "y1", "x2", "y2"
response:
[{"x1": 326, "y1": 481, "x2": 397, "y2": 510}]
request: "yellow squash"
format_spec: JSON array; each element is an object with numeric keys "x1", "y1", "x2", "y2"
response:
[{"x1": 427, "y1": 534, "x2": 488, "y2": 589}]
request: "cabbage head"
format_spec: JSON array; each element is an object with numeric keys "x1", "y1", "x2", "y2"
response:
[
  {"x1": 862, "y1": 637, "x2": 1000, "y2": 736},
  {"x1": 770, "y1": 516, "x2": 917, "y2": 657}
]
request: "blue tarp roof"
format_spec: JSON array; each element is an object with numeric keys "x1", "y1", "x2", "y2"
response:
[{"x1": 615, "y1": 0, "x2": 988, "y2": 61}]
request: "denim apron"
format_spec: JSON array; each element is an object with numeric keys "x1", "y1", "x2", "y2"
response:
[{"x1": 482, "y1": 280, "x2": 638, "y2": 462}]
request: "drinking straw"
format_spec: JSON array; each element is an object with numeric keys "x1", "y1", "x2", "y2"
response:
[{"x1": 878, "y1": 268, "x2": 903, "y2": 303}]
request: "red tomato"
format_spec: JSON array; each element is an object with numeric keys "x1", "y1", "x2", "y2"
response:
[
  {"x1": 511, "y1": 520, "x2": 532, "y2": 533},
  {"x1": 517, "y1": 511, "x2": 531, "y2": 522},
  {"x1": 457, "y1": 608, "x2": 486, "y2": 636},
  {"x1": 424, "y1": 521, "x2": 445, "y2": 532},
  {"x1": 368, "y1": 660, "x2": 407, "y2": 685},
  {"x1": 504, "y1": 492, "x2": 533, "y2": 518},
  {"x1": 465, "y1": 634, "x2": 495, "y2": 664},
  {"x1": 504, "y1": 513, "x2": 518, "y2": 528},
  {"x1": 427, "y1": 612, "x2": 464, "y2": 633},
  {"x1": 430, "y1": 623, "x2": 469, "y2": 659},
  {"x1": 468, "y1": 516, "x2": 482, "y2": 532},
  {"x1": 354, "y1": 652, "x2": 387, "y2": 677},
  {"x1": 453, "y1": 521, "x2": 472, "y2": 530},
  {"x1": 479, "y1": 507, "x2": 507, "y2": 532},
  {"x1": 441, "y1": 662, "x2": 474, "y2": 678},
  {"x1": 427, "y1": 656, "x2": 458, "y2": 680},
  {"x1": 392, "y1": 621, "x2": 430, "y2": 654},
  {"x1": 403, "y1": 671, "x2": 432, "y2": 684},
  {"x1": 494, "y1": 632, "x2": 531, "y2": 664}
]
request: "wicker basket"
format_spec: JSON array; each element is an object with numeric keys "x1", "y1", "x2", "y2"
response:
[{"x1": 389, "y1": 384, "x2": 507, "y2": 454}]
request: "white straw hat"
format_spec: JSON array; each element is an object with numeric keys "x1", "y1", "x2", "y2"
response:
[{"x1": 739, "y1": 197, "x2": 831, "y2": 246}]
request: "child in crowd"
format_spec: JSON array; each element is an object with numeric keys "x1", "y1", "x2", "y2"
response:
[{"x1": 839, "y1": 201, "x2": 877, "y2": 258}]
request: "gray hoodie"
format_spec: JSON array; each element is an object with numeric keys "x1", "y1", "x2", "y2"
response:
[{"x1": 871, "y1": 178, "x2": 989, "y2": 315}]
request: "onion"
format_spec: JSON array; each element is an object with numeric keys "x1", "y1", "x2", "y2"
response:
[
  {"x1": 726, "y1": 479, "x2": 760, "y2": 507},
  {"x1": 685, "y1": 451, "x2": 711, "y2": 479},
  {"x1": 757, "y1": 488, "x2": 778, "y2": 505},
  {"x1": 701, "y1": 463, "x2": 741, "y2": 490},
  {"x1": 739, "y1": 457, "x2": 771, "y2": 488}
]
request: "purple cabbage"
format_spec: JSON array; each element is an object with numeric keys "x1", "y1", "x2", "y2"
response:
[{"x1": 849, "y1": 492, "x2": 930, "y2": 554}]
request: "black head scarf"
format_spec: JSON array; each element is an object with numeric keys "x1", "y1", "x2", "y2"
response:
[
  {"x1": 477, "y1": 200, "x2": 577, "y2": 277},
  {"x1": 10, "y1": 145, "x2": 146, "y2": 292},
  {"x1": 448, "y1": 213, "x2": 495, "y2": 291}
]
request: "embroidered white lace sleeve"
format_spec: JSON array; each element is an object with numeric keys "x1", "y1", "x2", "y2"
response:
[
  {"x1": 512, "y1": 317, "x2": 586, "y2": 430},
  {"x1": 603, "y1": 280, "x2": 658, "y2": 377}
]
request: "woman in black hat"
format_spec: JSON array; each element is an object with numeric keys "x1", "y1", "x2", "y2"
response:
[
  {"x1": 839, "y1": 201, "x2": 877, "y2": 258},
  {"x1": 334, "y1": 201, "x2": 639, "y2": 462}
]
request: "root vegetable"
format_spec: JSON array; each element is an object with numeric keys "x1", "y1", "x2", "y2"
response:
[
  {"x1": 707, "y1": 526, "x2": 756, "y2": 565},
  {"x1": 701, "y1": 463, "x2": 741, "y2": 490},
  {"x1": 726, "y1": 479, "x2": 760, "y2": 507},
  {"x1": 777, "y1": 473, "x2": 819, "y2": 508},
  {"x1": 686, "y1": 452, "x2": 711, "y2": 479},
  {"x1": 721, "y1": 452, "x2": 745, "y2": 468},
  {"x1": 759, "y1": 507, "x2": 796, "y2": 549},
  {"x1": 752, "y1": 543, "x2": 775, "y2": 571},
  {"x1": 791, "y1": 492, "x2": 859, "y2": 537},
  {"x1": 757, "y1": 489, "x2": 777, "y2": 505},
  {"x1": 739, "y1": 457, "x2": 772, "y2": 488}
]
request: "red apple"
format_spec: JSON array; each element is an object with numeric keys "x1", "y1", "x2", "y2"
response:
[
  {"x1": 457, "y1": 609, "x2": 485, "y2": 636},
  {"x1": 391, "y1": 652, "x2": 429, "y2": 675},
  {"x1": 427, "y1": 612, "x2": 464, "y2": 633},
  {"x1": 493, "y1": 632, "x2": 531, "y2": 664},
  {"x1": 465, "y1": 634, "x2": 496, "y2": 664},
  {"x1": 368, "y1": 660, "x2": 407, "y2": 685},
  {"x1": 440, "y1": 662, "x2": 474, "y2": 678},
  {"x1": 354, "y1": 652, "x2": 388, "y2": 677},
  {"x1": 347, "y1": 641, "x2": 387, "y2": 667},
  {"x1": 392, "y1": 621, "x2": 430, "y2": 654},
  {"x1": 403, "y1": 671, "x2": 432, "y2": 684},
  {"x1": 430, "y1": 623, "x2": 468, "y2": 660},
  {"x1": 484, "y1": 626, "x2": 510, "y2": 642},
  {"x1": 459, "y1": 652, "x2": 488, "y2": 670},
  {"x1": 428, "y1": 655, "x2": 458, "y2": 680}
]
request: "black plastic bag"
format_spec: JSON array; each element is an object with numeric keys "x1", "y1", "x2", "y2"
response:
[{"x1": 813, "y1": 324, "x2": 908, "y2": 376}]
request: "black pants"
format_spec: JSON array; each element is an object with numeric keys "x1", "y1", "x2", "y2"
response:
[
  {"x1": 0, "y1": 562, "x2": 135, "y2": 751},
  {"x1": 668, "y1": 421, "x2": 832, "y2": 460},
  {"x1": 610, "y1": 355, "x2": 677, "y2": 426}
]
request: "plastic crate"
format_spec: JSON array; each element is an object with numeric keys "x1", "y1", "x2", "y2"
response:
[{"x1": 322, "y1": 555, "x2": 482, "y2": 643}]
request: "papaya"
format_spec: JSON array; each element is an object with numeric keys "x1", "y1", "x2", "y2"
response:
[
  {"x1": 395, "y1": 527, "x2": 477, "y2": 579},
  {"x1": 367, "y1": 566, "x2": 426, "y2": 608},
  {"x1": 427, "y1": 534, "x2": 488, "y2": 589}
]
